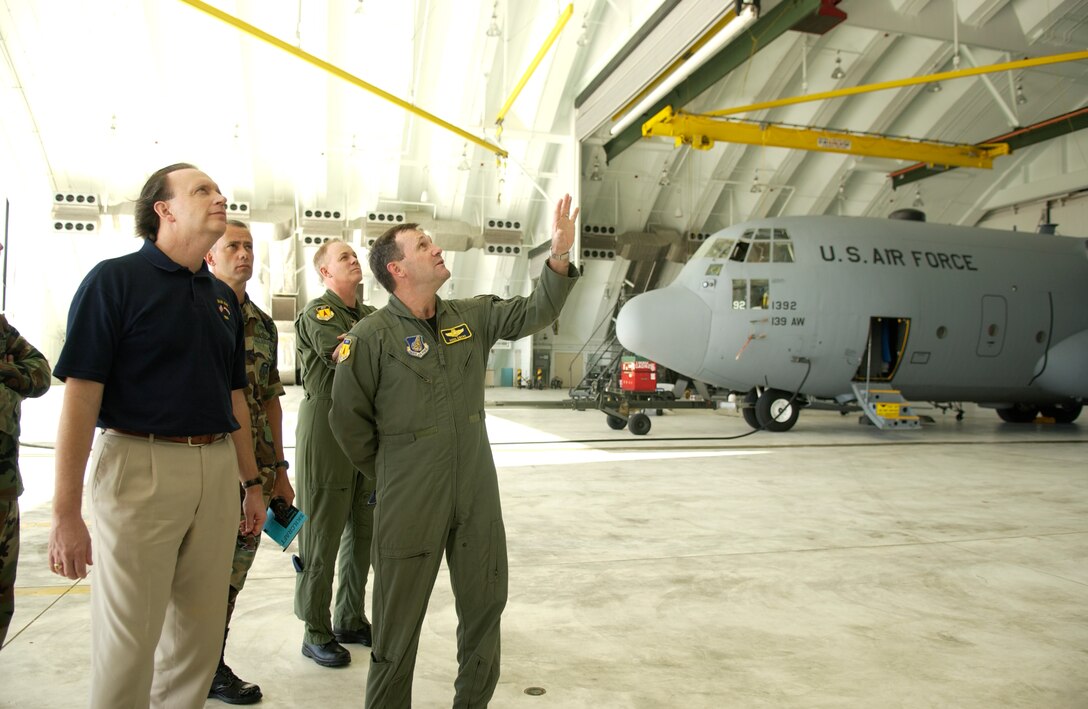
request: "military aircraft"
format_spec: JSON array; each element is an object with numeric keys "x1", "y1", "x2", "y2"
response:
[{"x1": 614, "y1": 212, "x2": 1088, "y2": 432}]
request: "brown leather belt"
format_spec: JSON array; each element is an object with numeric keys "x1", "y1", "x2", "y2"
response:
[{"x1": 108, "y1": 429, "x2": 228, "y2": 446}]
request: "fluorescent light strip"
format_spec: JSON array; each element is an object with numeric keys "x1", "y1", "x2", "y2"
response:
[{"x1": 609, "y1": 6, "x2": 758, "y2": 137}]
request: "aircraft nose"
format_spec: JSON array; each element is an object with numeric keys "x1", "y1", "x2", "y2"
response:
[{"x1": 616, "y1": 287, "x2": 711, "y2": 377}]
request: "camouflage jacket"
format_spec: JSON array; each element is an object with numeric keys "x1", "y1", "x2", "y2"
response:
[
  {"x1": 0, "y1": 314, "x2": 52, "y2": 499},
  {"x1": 241, "y1": 297, "x2": 285, "y2": 470}
]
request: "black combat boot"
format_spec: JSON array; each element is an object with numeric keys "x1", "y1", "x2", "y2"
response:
[
  {"x1": 208, "y1": 625, "x2": 263, "y2": 704},
  {"x1": 208, "y1": 660, "x2": 263, "y2": 704}
]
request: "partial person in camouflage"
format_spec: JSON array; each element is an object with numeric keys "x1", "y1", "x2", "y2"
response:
[
  {"x1": 205, "y1": 220, "x2": 293, "y2": 703},
  {"x1": 0, "y1": 302, "x2": 53, "y2": 649}
]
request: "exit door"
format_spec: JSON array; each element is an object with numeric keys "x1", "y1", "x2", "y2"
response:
[
  {"x1": 854, "y1": 317, "x2": 910, "y2": 382},
  {"x1": 977, "y1": 295, "x2": 1007, "y2": 357}
]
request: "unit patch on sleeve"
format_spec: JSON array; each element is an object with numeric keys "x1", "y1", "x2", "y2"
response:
[
  {"x1": 335, "y1": 336, "x2": 352, "y2": 364},
  {"x1": 216, "y1": 298, "x2": 232, "y2": 322},
  {"x1": 440, "y1": 323, "x2": 473, "y2": 345},
  {"x1": 315, "y1": 306, "x2": 334, "y2": 321},
  {"x1": 405, "y1": 334, "x2": 430, "y2": 358}
]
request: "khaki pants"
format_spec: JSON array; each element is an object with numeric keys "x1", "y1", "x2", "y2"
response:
[{"x1": 90, "y1": 431, "x2": 238, "y2": 709}]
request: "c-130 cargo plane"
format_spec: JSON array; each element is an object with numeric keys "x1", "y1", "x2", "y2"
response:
[{"x1": 615, "y1": 213, "x2": 1087, "y2": 432}]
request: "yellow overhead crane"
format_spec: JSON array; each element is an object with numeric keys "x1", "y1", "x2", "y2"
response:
[
  {"x1": 642, "y1": 106, "x2": 1009, "y2": 169},
  {"x1": 640, "y1": 50, "x2": 1088, "y2": 170}
]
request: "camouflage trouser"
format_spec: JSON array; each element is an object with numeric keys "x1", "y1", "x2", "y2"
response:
[
  {"x1": 224, "y1": 465, "x2": 277, "y2": 628},
  {"x1": 0, "y1": 497, "x2": 18, "y2": 649}
]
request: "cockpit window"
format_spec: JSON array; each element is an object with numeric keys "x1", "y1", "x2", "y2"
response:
[
  {"x1": 705, "y1": 238, "x2": 735, "y2": 259},
  {"x1": 730, "y1": 241, "x2": 749, "y2": 262},
  {"x1": 746, "y1": 240, "x2": 771, "y2": 263},
  {"x1": 732, "y1": 279, "x2": 747, "y2": 310},
  {"x1": 750, "y1": 279, "x2": 770, "y2": 309},
  {"x1": 698, "y1": 228, "x2": 794, "y2": 264}
]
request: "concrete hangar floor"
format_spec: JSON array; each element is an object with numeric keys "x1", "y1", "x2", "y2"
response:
[{"x1": 3, "y1": 385, "x2": 1086, "y2": 708}]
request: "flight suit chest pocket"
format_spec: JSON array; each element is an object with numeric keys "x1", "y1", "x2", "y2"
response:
[{"x1": 378, "y1": 351, "x2": 437, "y2": 435}]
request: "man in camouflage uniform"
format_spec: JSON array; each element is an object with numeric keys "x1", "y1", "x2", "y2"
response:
[
  {"x1": 329, "y1": 195, "x2": 580, "y2": 707},
  {"x1": 294, "y1": 239, "x2": 375, "y2": 668},
  {"x1": 0, "y1": 304, "x2": 53, "y2": 648},
  {"x1": 205, "y1": 220, "x2": 293, "y2": 702}
]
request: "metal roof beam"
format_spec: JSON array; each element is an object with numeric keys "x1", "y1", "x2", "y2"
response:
[{"x1": 890, "y1": 107, "x2": 1088, "y2": 188}]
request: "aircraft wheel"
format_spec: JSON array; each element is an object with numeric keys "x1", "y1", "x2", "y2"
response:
[
  {"x1": 1040, "y1": 403, "x2": 1082, "y2": 424},
  {"x1": 606, "y1": 414, "x2": 627, "y2": 430},
  {"x1": 756, "y1": 389, "x2": 799, "y2": 432},
  {"x1": 628, "y1": 412, "x2": 652, "y2": 436},
  {"x1": 996, "y1": 404, "x2": 1038, "y2": 423},
  {"x1": 741, "y1": 390, "x2": 760, "y2": 429}
]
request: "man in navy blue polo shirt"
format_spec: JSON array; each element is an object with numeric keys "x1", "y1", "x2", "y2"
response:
[{"x1": 47, "y1": 163, "x2": 266, "y2": 708}]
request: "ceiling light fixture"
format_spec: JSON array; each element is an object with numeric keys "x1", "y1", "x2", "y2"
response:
[
  {"x1": 486, "y1": 2, "x2": 502, "y2": 38},
  {"x1": 576, "y1": 13, "x2": 589, "y2": 47},
  {"x1": 928, "y1": 81, "x2": 942, "y2": 93},
  {"x1": 913, "y1": 190, "x2": 924, "y2": 209},
  {"x1": 609, "y1": 5, "x2": 758, "y2": 136},
  {"x1": 458, "y1": 144, "x2": 471, "y2": 171},
  {"x1": 1015, "y1": 82, "x2": 1028, "y2": 105},
  {"x1": 658, "y1": 165, "x2": 670, "y2": 187},
  {"x1": 831, "y1": 51, "x2": 845, "y2": 80},
  {"x1": 588, "y1": 158, "x2": 603, "y2": 182}
]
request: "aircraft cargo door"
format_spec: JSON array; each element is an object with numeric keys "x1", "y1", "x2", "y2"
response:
[{"x1": 977, "y1": 295, "x2": 1007, "y2": 357}]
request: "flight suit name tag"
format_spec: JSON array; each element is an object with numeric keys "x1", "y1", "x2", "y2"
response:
[
  {"x1": 405, "y1": 335, "x2": 430, "y2": 358},
  {"x1": 440, "y1": 323, "x2": 473, "y2": 345}
]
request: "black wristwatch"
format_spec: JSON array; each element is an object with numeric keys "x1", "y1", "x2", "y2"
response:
[
  {"x1": 275, "y1": 460, "x2": 290, "y2": 471},
  {"x1": 242, "y1": 477, "x2": 262, "y2": 489}
]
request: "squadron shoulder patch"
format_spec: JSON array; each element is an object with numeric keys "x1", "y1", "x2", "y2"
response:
[
  {"x1": 216, "y1": 298, "x2": 232, "y2": 322},
  {"x1": 405, "y1": 335, "x2": 430, "y2": 359},
  {"x1": 335, "y1": 336, "x2": 352, "y2": 364},
  {"x1": 440, "y1": 323, "x2": 473, "y2": 345},
  {"x1": 315, "y1": 306, "x2": 334, "y2": 321}
]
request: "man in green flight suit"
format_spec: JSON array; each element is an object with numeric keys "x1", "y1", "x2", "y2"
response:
[
  {"x1": 205, "y1": 220, "x2": 293, "y2": 703},
  {"x1": 294, "y1": 239, "x2": 375, "y2": 668},
  {"x1": 329, "y1": 194, "x2": 580, "y2": 708},
  {"x1": 0, "y1": 299, "x2": 52, "y2": 649}
]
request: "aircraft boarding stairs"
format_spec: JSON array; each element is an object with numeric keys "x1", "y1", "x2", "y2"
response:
[
  {"x1": 569, "y1": 259, "x2": 660, "y2": 400},
  {"x1": 570, "y1": 334, "x2": 625, "y2": 400},
  {"x1": 850, "y1": 382, "x2": 921, "y2": 430}
]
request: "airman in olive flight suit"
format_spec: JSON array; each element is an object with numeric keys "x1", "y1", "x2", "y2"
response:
[
  {"x1": 294, "y1": 239, "x2": 376, "y2": 668},
  {"x1": 329, "y1": 195, "x2": 579, "y2": 708}
]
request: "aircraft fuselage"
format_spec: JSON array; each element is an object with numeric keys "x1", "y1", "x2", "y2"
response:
[{"x1": 616, "y1": 216, "x2": 1088, "y2": 411}]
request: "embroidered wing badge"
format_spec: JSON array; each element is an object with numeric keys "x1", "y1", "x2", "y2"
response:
[{"x1": 440, "y1": 323, "x2": 473, "y2": 345}]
